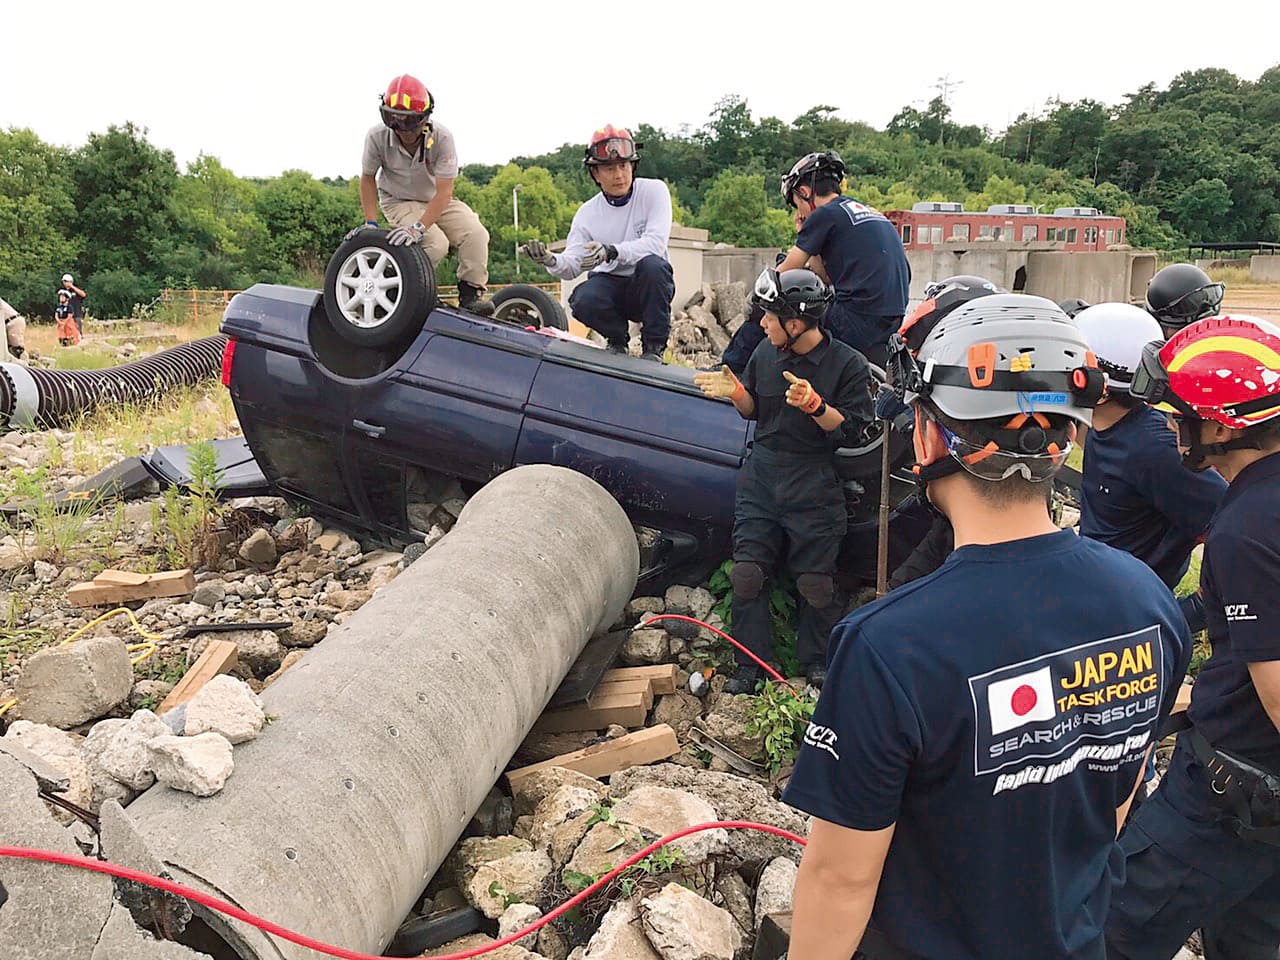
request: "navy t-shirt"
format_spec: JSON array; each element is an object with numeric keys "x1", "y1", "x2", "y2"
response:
[
  {"x1": 1165, "y1": 453, "x2": 1280, "y2": 801},
  {"x1": 1080, "y1": 407, "x2": 1226, "y2": 588},
  {"x1": 796, "y1": 197, "x2": 910, "y2": 317},
  {"x1": 783, "y1": 531, "x2": 1190, "y2": 960}
]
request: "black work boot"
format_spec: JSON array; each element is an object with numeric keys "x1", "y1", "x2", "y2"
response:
[
  {"x1": 723, "y1": 664, "x2": 762, "y2": 695},
  {"x1": 606, "y1": 341, "x2": 628, "y2": 356},
  {"x1": 457, "y1": 281, "x2": 494, "y2": 317},
  {"x1": 640, "y1": 344, "x2": 666, "y2": 364}
]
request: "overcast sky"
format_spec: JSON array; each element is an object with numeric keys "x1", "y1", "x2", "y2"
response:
[{"x1": 5, "y1": 0, "x2": 1278, "y2": 182}]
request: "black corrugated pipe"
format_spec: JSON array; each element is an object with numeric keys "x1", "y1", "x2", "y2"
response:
[{"x1": 0, "y1": 335, "x2": 228, "y2": 431}]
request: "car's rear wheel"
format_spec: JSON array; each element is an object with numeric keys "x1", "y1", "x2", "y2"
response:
[
  {"x1": 491, "y1": 285, "x2": 567, "y2": 330},
  {"x1": 323, "y1": 231, "x2": 435, "y2": 347}
]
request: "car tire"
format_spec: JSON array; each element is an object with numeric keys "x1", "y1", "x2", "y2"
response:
[
  {"x1": 491, "y1": 285, "x2": 567, "y2": 330},
  {"x1": 834, "y1": 363, "x2": 913, "y2": 485},
  {"x1": 323, "y1": 230, "x2": 436, "y2": 348}
]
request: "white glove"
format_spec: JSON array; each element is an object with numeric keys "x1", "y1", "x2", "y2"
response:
[
  {"x1": 580, "y1": 241, "x2": 618, "y2": 270},
  {"x1": 387, "y1": 221, "x2": 425, "y2": 246},
  {"x1": 519, "y1": 240, "x2": 556, "y2": 266}
]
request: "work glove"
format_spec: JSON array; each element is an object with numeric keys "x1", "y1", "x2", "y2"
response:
[
  {"x1": 519, "y1": 240, "x2": 557, "y2": 266},
  {"x1": 693, "y1": 365, "x2": 746, "y2": 403},
  {"x1": 875, "y1": 384, "x2": 914, "y2": 430},
  {"x1": 344, "y1": 221, "x2": 379, "y2": 241},
  {"x1": 580, "y1": 241, "x2": 618, "y2": 269},
  {"x1": 783, "y1": 370, "x2": 824, "y2": 415},
  {"x1": 387, "y1": 221, "x2": 426, "y2": 246}
]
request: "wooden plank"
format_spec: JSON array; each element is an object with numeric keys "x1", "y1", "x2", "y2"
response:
[
  {"x1": 94, "y1": 569, "x2": 149, "y2": 586},
  {"x1": 532, "y1": 690, "x2": 648, "y2": 734},
  {"x1": 1174, "y1": 679, "x2": 1193, "y2": 714},
  {"x1": 603, "y1": 664, "x2": 677, "y2": 696},
  {"x1": 506, "y1": 724, "x2": 680, "y2": 789},
  {"x1": 67, "y1": 568, "x2": 195, "y2": 607},
  {"x1": 158, "y1": 640, "x2": 239, "y2": 715},
  {"x1": 593, "y1": 676, "x2": 654, "y2": 710}
]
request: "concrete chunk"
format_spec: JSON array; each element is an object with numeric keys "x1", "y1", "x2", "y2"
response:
[
  {"x1": 184, "y1": 674, "x2": 265, "y2": 744},
  {"x1": 13, "y1": 636, "x2": 133, "y2": 728},
  {"x1": 148, "y1": 733, "x2": 234, "y2": 797},
  {"x1": 100, "y1": 710, "x2": 171, "y2": 790}
]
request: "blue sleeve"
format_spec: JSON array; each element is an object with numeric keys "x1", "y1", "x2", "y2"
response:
[
  {"x1": 796, "y1": 206, "x2": 834, "y2": 257},
  {"x1": 782, "y1": 626, "x2": 921, "y2": 830},
  {"x1": 1138, "y1": 429, "x2": 1226, "y2": 542},
  {"x1": 1204, "y1": 532, "x2": 1280, "y2": 663}
]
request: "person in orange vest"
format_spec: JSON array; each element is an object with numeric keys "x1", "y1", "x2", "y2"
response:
[{"x1": 55, "y1": 291, "x2": 80, "y2": 346}]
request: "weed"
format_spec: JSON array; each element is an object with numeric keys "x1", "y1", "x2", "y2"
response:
[
  {"x1": 0, "y1": 466, "x2": 104, "y2": 564},
  {"x1": 153, "y1": 442, "x2": 223, "y2": 570},
  {"x1": 745, "y1": 681, "x2": 817, "y2": 774},
  {"x1": 486, "y1": 881, "x2": 523, "y2": 910},
  {"x1": 584, "y1": 801, "x2": 618, "y2": 828},
  {"x1": 706, "y1": 559, "x2": 801, "y2": 677}
]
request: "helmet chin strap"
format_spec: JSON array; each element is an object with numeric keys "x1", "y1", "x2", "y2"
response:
[{"x1": 1177, "y1": 414, "x2": 1260, "y2": 471}]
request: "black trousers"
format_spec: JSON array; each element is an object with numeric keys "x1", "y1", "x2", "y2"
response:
[
  {"x1": 731, "y1": 446, "x2": 846, "y2": 669},
  {"x1": 567, "y1": 254, "x2": 674, "y2": 353}
]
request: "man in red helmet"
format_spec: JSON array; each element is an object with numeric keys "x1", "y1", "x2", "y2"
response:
[
  {"x1": 519, "y1": 125, "x2": 673, "y2": 361},
  {"x1": 358, "y1": 74, "x2": 493, "y2": 315},
  {"x1": 1108, "y1": 315, "x2": 1280, "y2": 960}
]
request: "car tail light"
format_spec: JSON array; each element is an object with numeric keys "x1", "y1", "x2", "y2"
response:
[{"x1": 220, "y1": 338, "x2": 237, "y2": 388}]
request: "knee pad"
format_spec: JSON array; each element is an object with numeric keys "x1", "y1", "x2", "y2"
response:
[
  {"x1": 730, "y1": 562, "x2": 766, "y2": 601},
  {"x1": 796, "y1": 573, "x2": 835, "y2": 609}
]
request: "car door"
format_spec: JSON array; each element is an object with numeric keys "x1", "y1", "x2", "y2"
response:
[{"x1": 345, "y1": 311, "x2": 545, "y2": 536}]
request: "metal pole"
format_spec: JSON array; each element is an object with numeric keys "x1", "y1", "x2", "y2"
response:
[
  {"x1": 876, "y1": 365, "x2": 895, "y2": 598},
  {"x1": 513, "y1": 184, "x2": 523, "y2": 278}
]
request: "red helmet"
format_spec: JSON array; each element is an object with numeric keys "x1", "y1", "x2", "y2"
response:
[
  {"x1": 584, "y1": 124, "x2": 639, "y2": 166},
  {"x1": 1131, "y1": 315, "x2": 1280, "y2": 431},
  {"x1": 380, "y1": 75, "x2": 433, "y2": 131}
]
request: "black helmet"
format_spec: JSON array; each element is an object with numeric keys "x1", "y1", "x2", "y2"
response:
[
  {"x1": 781, "y1": 151, "x2": 846, "y2": 208},
  {"x1": 923, "y1": 274, "x2": 1001, "y2": 301},
  {"x1": 1058, "y1": 297, "x2": 1092, "y2": 319},
  {"x1": 903, "y1": 276, "x2": 1004, "y2": 354},
  {"x1": 1145, "y1": 263, "x2": 1224, "y2": 336},
  {"x1": 752, "y1": 267, "x2": 833, "y2": 324}
]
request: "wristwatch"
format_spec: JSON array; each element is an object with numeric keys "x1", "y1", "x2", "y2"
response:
[{"x1": 811, "y1": 401, "x2": 828, "y2": 418}]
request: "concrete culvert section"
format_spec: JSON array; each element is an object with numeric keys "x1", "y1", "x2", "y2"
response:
[{"x1": 123, "y1": 465, "x2": 640, "y2": 960}]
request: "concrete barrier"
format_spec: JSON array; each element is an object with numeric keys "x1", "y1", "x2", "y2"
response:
[
  {"x1": 1252, "y1": 256, "x2": 1280, "y2": 283},
  {"x1": 123, "y1": 465, "x2": 639, "y2": 959}
]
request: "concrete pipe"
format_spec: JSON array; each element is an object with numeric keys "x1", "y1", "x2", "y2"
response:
[
  {"x1": 124, "y1": 464, "x2": 639, "y2": 959},
  {"x1": 0, "y1": 335, "x2": 227, "y2": 431}
]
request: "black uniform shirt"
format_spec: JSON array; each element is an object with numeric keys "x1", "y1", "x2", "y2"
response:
[
  {"x1": 741, "y1": 331, "x2": 872, "y2": 457},
  {"x1": 1178, "y1": 452, "x2": 1280, "y2": 775}
]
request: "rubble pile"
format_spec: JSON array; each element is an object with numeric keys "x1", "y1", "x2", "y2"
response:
[{"x1": 666, "y1": 281, "x2": 750, "y2": 368}]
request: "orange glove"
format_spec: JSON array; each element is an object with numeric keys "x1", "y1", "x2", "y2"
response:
[
  {"x1": 694, "y1": 365, "x2": 746, "y2": 403},
  {"x1": 783, "y1": 370, "x2": 824, "y2": 415}
]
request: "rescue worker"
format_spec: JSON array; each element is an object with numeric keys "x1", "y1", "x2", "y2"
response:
[
  {"x1": 879, "y1": 275, "x2": 1006, "y2": 590},
  {"x1": 783, "y1": 293, "x2": 1190, "y2": 960},
  {"x1": 1108, "y1": 315, "x2": 1280, "y2": 960},
  {"x1": 720, "y1": 151, "x2": 909, "y2": 372},
  {"x1": 1145, "y1": 262, "x2": 1224, "y2": 339},
  {"x1": 356, "y1": 74, "x2": 493, "y2": 315},
  {"x1": 0, "y1": 295, "x2": 26, "y2": 359},
  {"x1": 520, "y1": 125, "x2": 673, "y2": 362},
  {"x1": 693, "y1": 268, "x2": 872, "y2": 691},
  {"x1": 55, "y1": 291, "x2": 80, "y2": 346},
  {"x1": 1074, "y1": 302, "x2": 1226, "y2": 634},
  {"x1": 60, "y1": 273, "x2": 86, "y2": 334}
]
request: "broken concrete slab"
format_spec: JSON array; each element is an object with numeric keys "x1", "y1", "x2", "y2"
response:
[
  {"x1": 582, "y1": 897, "x2": 661, "y2": 960},
  {"x1": 753, "y1": 857, "x2": 797, "y2": 931},
  {"x1": 0, "y1": 732, "x2": 69, "y2": 792},
  {"x1": 91, "y1": 904, "x2": 212, "y2": 959},
  {"x1": 13, "y1": 636, "x2": 133, "y2": 728},
  {"x1": 641, "y1": 882, "x2": 742, "y2": 960},
  {"x1": 3, "y1": 720, "x2": 92, "y2": 823},
  {"x1": 0, "y1": 753, "x2": 112, "y2": 960},
  {"x1": 610, "y1": 786, "x2": 729, "y2": 866}
]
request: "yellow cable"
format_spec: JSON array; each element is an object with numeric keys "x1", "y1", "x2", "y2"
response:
[
  {"x1": 62, "y1": 607, "x2": 168, "y2": 645},
  {"x1": 0, "y1": 699, "x2": 15, "y2": 718}
]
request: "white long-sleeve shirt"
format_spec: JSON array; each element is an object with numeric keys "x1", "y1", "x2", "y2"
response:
[{"x1": 545, "y1": 178, "x2": 671, "y2": 280}]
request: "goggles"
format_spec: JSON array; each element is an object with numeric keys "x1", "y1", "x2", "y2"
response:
[
  {"x1": 934, "y1": 417, "x2": 1071, "y2": 483},
  {"x1": 1128, "y1": 340, "x2": 1194, "y2": 416},
  {"x1": 1159, "y1": 282, "x2": 1225, "y2": 321},
  {"x1": 586, "y1": 137, "x2": 637, "y2": 163},
  {"x1": 381, "y1": 107, "x2": 428, "y2": 132},
  {"x1": 752, "y1": 267, "x2": 782, "y2": 308}
]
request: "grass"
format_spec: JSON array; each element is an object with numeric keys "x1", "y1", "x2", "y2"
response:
[{"x1": 1205, "y1": 264, "x2": 1253, "y2": 286}]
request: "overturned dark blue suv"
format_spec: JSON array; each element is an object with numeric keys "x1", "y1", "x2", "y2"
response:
[{"x1": 218, "y1": 232, "x2": 929, "y2": 591}]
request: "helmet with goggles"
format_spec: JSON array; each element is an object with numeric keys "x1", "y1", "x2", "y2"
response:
[
  {"x1": 584, "y1": 124, "x2": 640, "y2": 166},
  {"x1": 380, "y1": 74, "x2": 433, "y2": 132}
]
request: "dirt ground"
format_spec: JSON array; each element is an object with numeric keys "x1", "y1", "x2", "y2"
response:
[{"x1": 1222, "y1": 284, "x2": 1280, "y2": 323}]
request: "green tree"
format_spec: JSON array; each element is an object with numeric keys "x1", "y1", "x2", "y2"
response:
[
  {"x1": 695, "y1": 171, "x2": 793, "y2": 248},
  {"x1": 0, "y1": 128, "x2": 79, "y2": 315},
  {"x1": 1172, "y1": 178, "x2": 1233, "y2": 241},
  {"x1": 251, "y1": 170, "x2": 354, "y2": 281}
]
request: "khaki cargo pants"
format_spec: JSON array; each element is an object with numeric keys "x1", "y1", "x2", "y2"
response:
[{"x1": 382, "y1": 197, "x2": 490, "y2": 288}]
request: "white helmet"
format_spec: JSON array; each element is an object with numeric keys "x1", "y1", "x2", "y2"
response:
[
  {"x1": 1073, "y1": 302, "x2": 1164, "y2": 389},
  {"x1": 62, "y1": 273, "x2": 74, "y2": 283}
]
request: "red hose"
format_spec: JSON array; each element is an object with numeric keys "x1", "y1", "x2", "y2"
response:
[
  {"x1": 0, "y1": 821, "x2": 805, "y2": 960},
  {"x1": 639, "y1": 613, "x2": 800, "y2": 697}
]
